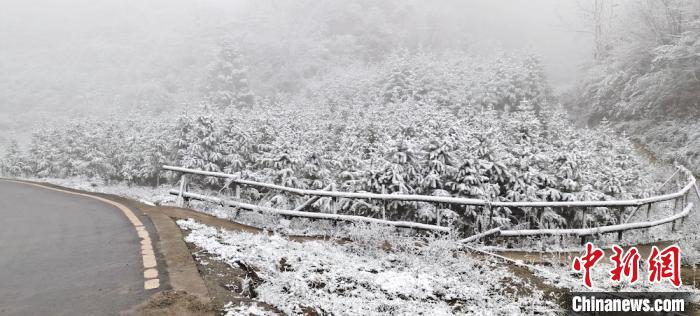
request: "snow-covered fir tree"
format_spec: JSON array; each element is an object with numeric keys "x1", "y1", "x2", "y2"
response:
[
  {"x1": 204, "y1": 41, "x2": 255, "y2": 109},
  {"x1": 1, "y1": 140, "x2": 25, "y2": 176}
]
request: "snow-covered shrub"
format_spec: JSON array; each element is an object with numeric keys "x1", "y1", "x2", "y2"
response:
[
  {"x1": 8, "y1": 51, "x2": 660, "y2": 235},
  {"x1": 179, "y1": 218, "x2": 561, "y2": 315},
  {"x1": 0, "y1": 140, "x2": 28, "y2": 177}
]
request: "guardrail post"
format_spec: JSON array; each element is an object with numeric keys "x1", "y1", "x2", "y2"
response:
[
  {"x1": 381, "y1": 185, "x2": 387, "y2": 220},
  {"x1": 235, "y1": 184, "x2": 240, "y2": 200},
  {"x1": 682, "y1": 191, "x2": 689, "y2": 225},
  {"x1": 177, "y1": 174, "x2": 188, "y2": 207},
  {"x1": 617, "y1": 207, "x2": 624, "y2": 241},
  {"x1": 486, "y1": 204, "x2": 493, "y2": 229},
  {"x1": 646, "y1": 203, "x2": 652, "y2": 220},
  {"x1": 672, "y1": 197, "x2": 679, "y2": 232}
]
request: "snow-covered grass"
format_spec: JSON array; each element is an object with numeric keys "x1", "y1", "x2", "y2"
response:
[
  {"x1": 179, "y1": 217, "x2": 700, "y2": 314},
  {"x1": 223, "y1": 302, "x2": 272, "y2": 316},
  {"x1": 178, "y1": 218, "x2": 562, "y2": 315}
]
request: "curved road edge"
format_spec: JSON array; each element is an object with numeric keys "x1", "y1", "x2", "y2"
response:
[
  {"x1": 0, "y1": 178, "x2": 213, "y2": 315},
  {"x1": 1, "y1": 179, "x2": 160, "y2": 290}
]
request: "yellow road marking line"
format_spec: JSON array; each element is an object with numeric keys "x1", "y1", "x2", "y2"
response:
[
  {"x1": 143, "y1": 254, "x2": 157, "y2": 269},
  {"x1": 144, "y1": 268, "x2": 158, "y2": 279},
  {"x1": 144, "y1": 278, "x2": 160, "y2": 290},
  {"x1": 0, "y1": 179, "x2": 160, "y2": 290}
]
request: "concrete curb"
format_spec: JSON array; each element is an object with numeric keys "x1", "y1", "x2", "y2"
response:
[{"x1": 145, "y1": 210, "x2": 209, "y2": 300}]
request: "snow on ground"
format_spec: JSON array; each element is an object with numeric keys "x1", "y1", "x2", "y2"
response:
[
  {"x1": 178, "y1": 218, "x2": 561, "y2": 315},
  {"x1": 223, "y1": 302, "x2": 272, "y2": 316}
]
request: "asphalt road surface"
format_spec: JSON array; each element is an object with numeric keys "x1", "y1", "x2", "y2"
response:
[{"x1": 0, "y1": 180, "x2": 149, "y2": 315}]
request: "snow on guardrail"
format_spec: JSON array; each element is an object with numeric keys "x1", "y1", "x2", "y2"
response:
[
  {"x1": 162, "y1": 165, "x2": 696, "y2": 208},
  {"x1": 500, "y1": 202, "x2": 693, "y2": 237},
  {"x1": 168, "y1": 189, "x2": 450, "y2": 232},
  {"x1": 164, "y1": 165, "x2": 698, "y2": 237}
]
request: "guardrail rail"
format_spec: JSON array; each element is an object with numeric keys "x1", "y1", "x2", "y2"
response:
[{"x1": 163, "y1": 165, "x2": 699, "y2": 242}]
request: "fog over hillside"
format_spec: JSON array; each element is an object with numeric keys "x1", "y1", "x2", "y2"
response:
[{"x1": 0, "y1": 0, "x2": 591, "y2": 147}]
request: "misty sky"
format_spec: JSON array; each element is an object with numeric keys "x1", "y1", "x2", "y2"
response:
[{"x1": 0, "y1": 0, "x2": 593, "y2": 140}]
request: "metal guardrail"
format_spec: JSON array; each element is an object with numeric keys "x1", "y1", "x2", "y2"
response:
[
  {"x1": 500, "y1": 203, "x2": 694, "y2": 237},
  {"x1": 169, "y1": 189, "x2": 450, "y2": 232},
  {"x1": 163, "y1": 166, "x2": 695, "y2": 208},
  {"x1": 163, "y1": 165, "x2": 698, "y2": 239}
]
